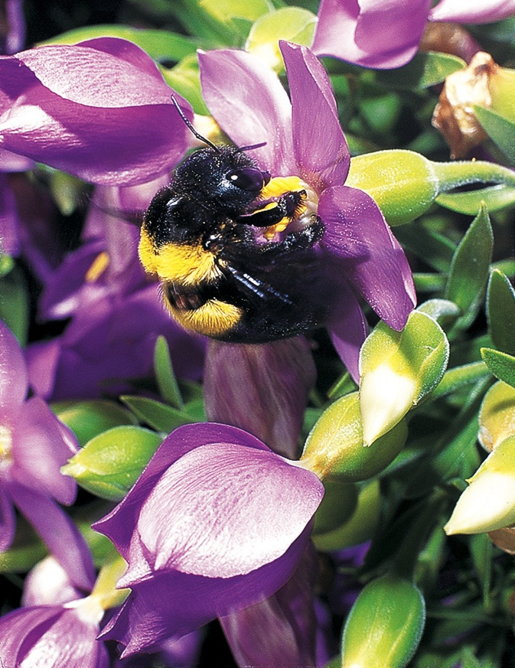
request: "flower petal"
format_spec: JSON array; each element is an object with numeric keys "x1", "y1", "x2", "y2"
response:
[
  {"x1": 320, "y1": 185, "x2": 416, "y2": 330},
  {"x1": 0, "y1": 38, "x2": 192, "y2": 185},
  {"x1": 430, "y1": 0, "x2": 515, "y2": 23},
  {"x1": 199, "y1": 48, "x2": 294, "y2": 175},
  {"x1": 12, "y1": 397, "x2": 78, "y2": 503},
  {"x1": 280, "y1": 41, "x2": 349, "y2": 190},
  {"x1": 0, "y1": 485, "x2": 15, "y2": 552},
  {"x1": 10, "y1": 485, "x2": 95, "y2": 591},
  {"x1": 124, "y1": 442, "x2": 322, "y2": 580},
  {"x1": 0, "y1": 319, "x2": 27, "y2": 417},
  {"x1": 203, "y1": 337, "x2": 316, "y2": 458},
  {"x1": 94, "y1": 423, "x2": 272, "y2": 559},
  {"x1": 101, "y1": 528, "x2": 312, "y2": 656},
  {"x1": 312, "y1": 0, "x2": 431, "y2": 69}
]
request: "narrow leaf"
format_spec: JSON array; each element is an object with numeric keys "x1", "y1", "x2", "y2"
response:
[
  {"x1": 153, "y1": 335, "x2": 184, "y2": 409},
  {"x1": 481, "y1": 348, "x2": 515, "y2": 388},
  {"x1": 487, "y1": 269, "x2": 515, "y2": 356}
]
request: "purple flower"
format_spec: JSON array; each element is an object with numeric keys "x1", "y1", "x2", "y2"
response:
[
  {"x1": 312, "y1": 0, "x2": 515, "y2": 69},
  {"x1": 0, "y1": 320, "x2": 94, "y2": 589},
  {"x1": 0, "y1": 37, "x2": 192, "y2": 185},
  {"x1": 0, "y1": 0, "x2": 25, "y2": 55},
  {"x1": 26, "y1": 184, "x2": 205, "y2": 401},
  {"x1": 199, "y1": 41, "x2": 415, "y2": 379},
  {"x1": 0, "y1": 600, "x2": 110, "y2": 668},
  {"x1": 94, "y1": 423, "x2": 324, "y2": 656}
]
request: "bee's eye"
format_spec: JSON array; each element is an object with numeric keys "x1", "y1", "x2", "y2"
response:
[{"x1": 227, "y1": 168, "x2": 270, "y2": 192}]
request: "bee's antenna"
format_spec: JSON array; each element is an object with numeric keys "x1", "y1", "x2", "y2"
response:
[
  {"x1": 171, "y1": 95, "x2": 221, "y2": 153},
  {"x1": 235, "y1": 141, "x2": 267, "y2": 153}
]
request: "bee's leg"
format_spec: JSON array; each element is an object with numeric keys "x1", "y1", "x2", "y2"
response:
[
  {"x1": 237, "y1": 191, "x2": 305, "y2": 228},
  {"x1": 258, "y1": 217, "x2": 325, "y2": 257}
]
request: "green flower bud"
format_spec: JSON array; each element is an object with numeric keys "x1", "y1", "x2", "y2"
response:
[
  {"x1": 246, "y1": 7, "x2": 316, "y2": 72},
  {"x1": 313, "y1": 480, "x2": 358, "y2": 535},
  {"x1": 346, "y1": 149, "x2": 515, "y2": 225},
  {"x1": 341, "y1": 573, "x2": 425, "y2": 668},
  {"x1": 301, "y1": 392, "x2": 407, "y2": 482},
  {"x1": 52, "y1": 400, "x2": 137, "y2": 447},
  {"x1": 445, "y1": 435, "x2": 515, "y2": 535},
  {"x1": 62, "y1": 426, "x2": 162, "y2": 501},
  {"x1": 359, "y1": 311, "x2": 449, "y2": 445},
  {"x1": 478, "y1": 381, "x2": 515, "y2": 452},
  {"x1": 346, "y1": 150, "x2": 439, "y2": 226},
  {"x1": 313, "y1": 479, "x2": 381, "y2": 552}
]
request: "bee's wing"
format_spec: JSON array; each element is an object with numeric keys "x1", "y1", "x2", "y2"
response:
[{"x1": 223, "y1": 264, "x2": 294, "y2": 306}]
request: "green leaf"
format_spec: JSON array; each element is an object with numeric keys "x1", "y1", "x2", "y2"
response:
[
  {"x1": 375, "y1": 51, "x2": 465, "y2": 90},
  {"x1": 120, "y1": 395, "x2": 194, "y2": 433},
  {"x1": 481, "y1": 348, "x2": 515, "y2": 388},
  {"x1": 474, "y1": 104, "x2": 515, "y2": 165},
  {"x1": 41, "y1": 25, "x2": 199, "y2": 62},
  {"x1": 52, "y1": 400, "x2": 138, "y2": 447},
  {"x1": 436, "y1": 183, "x2": 515, "y2": 214},
  {"x1": 486, "y1": 269, "x2": 515, "y2": 356},
  {"x1": 63, "y1": 426, "x2": 163, "y2": 500},
  {"x1": 469, "y1": 533, "x2": 493, "y2": 612},
  {"x1": 162, "y1": 54, "x2": 208, "y2": 115},
  {"x1": 153, "y1": 335, "x2": 184, "y2": 409},
  {"x1": 445, "y1": 205, "x2": 493, "y2": 329}
]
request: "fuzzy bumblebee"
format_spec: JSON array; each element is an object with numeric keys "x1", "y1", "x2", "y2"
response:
[{"x1": 138, "y1": 104, "x2": 332, "y2": 343}]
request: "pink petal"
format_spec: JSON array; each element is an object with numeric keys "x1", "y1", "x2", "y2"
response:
[
  {"x1": 0, "y1": 485, "x2": 15, "y2": 552},
  {"x1": 124, "y1": 443, "x2": 323, "y2": 580},
  {"x1": 320, "y1": 185, "x2": 416, "y2": 330},
  {"x1": 430, "y1": 0, "x2": 515, "y2": 23},
  {"x1": 0, "y1": 319, "x2": 27, "y2": 417},
  {"x1": 312, "y1": 0, "x2": 432, "y2": 69},
  {"x1": 280, "y1": 41, "x2": 349, "y2": 191},
  {"x1": 11, "y1": 485, "x2": 95, "y2": 591},
  {"x1": 199, "y1": 48, "x2": 295, "y2": 175}
]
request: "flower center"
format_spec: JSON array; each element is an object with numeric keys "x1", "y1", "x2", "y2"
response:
[{"x1": 257, "y1": 175, "x2": 319, "y2": 240}]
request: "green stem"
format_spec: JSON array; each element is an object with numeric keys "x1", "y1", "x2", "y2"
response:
[
  {"x1": 430, "y1": 361, "x2": 491, "y2": 400},
  {"x1": 433, "y1": 160, "x2": 515, "y2": 192}
]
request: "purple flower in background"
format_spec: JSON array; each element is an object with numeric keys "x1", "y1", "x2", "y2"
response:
[
  {"x1": 27, "y1": 183, "x2": 205, "y2": 401},
  {"x1": 200, "y1": 41, "x2": 415, "y2": 379},
  {"x1": 0, "y1": 37, "x2": 192, "y2": 185},
  {"x1": 0, "y1": 0, "x2": 25, "y2": 54},
  {"x1": 0, "y1": 320, "x2": 94, "y2": 589},
  {"x1": 94, "y1": 423, "x2": 324, "y2": 656},
  {"x1": 0, "y1": 599, "x2": 110, "y2": 668},
  {"x1": 312, "y1": 0, "x2": 515, "y2": 69}
]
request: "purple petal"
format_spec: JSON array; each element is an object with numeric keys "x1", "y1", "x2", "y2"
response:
[
  {"x1": 199, "y1": 48, "x2": 295, "y2": 175},
  {"x1": 11, "y1": 485, "x2": 95, "y2": 591},
  {"x1": 120, "y1": 443, "x2": 322, "y2": 581},
  {"x1": 3, "y1": 0, "x2": 25, "y2": 55},
  {"x1": 0, "y1": 605, "x2": 109, "y2": 668},
  {"x1": 11, "y1": 397, "x2": 78, "y2": 503},
  {"x1": 94, "y1": 423, "x2": 271, "y2": 559},
  {"x1": 320, "y1": 185, "x2": 416, "y2": 330},
  {"x1": 0, "y1": 485, "x2": 16, "y2": 552},
  {"x1": 220, "y1": 544, "x2": 318, "y2": 668},
  {"x1": 22, "y1": 556, "x2": 82, "y2": 606},
  {"x1": 430, "y1": 0, "x2": 515, "y2": 23},
  {"x1": 0, "y1": 173, "x2": 20, "y2": 255},
  {"x1": 326, "y1": 279, "x2": 368, "y2": 382},
  {"x1": 280, "y1": 41, "x2": 349, "y2": 191},
  {"x1": 203, "y1": 337, "x2": 316, "y2": 458},
  {"x1": 0, "y1": 38, "x2": 192, "y2": 185},
  {"x1": 312, "y1": 0, "x2": 431, "y2": 69},
  {"x1": 0, "y1": 319, "x2": 27, "y2": 417},
  {"x1": 101, "y1": 527, "x2": 312, "y2": 656}
]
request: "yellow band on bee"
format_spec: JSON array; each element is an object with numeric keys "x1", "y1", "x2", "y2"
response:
[
  {"x1": 259, "y1": 175, "x2": 308, "y2": 199},
  {"x1": 139, "y1": 226, "x2": 221, "y2": 286},
  {"x1": 168, "y1": 298, "x2": 242, "y2": 337}
]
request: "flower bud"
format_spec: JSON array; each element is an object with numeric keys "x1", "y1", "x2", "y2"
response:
[
  {"x1": 445, "y1": 435, "x2": 515, "y2": 535},
  {"x1": 313, "y1": 480, "x2": 358, "y2": 535},
  {"x1": 301, "y1": 392, "x2": 407, "y2": 482},
  {"x1": 478, "y1": 381, "x2": 515, "y2": 452},
  {"x1": 313, "y1": 479, "x2": 381, "y2": 552},
  {"x1": 341, "y1": 573, "x2": 425, "y2": 668},
  {"x1": 359, "y1": 311, "x2": 449, "y2": 445},
  {"x1": 346, "y1": 150, "x2": 439, "y2": 226},
  {"x1": 62, "y1": 426, "x2": 162, "y2": 500}
]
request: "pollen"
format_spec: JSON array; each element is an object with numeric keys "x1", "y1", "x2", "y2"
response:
[
  {"x1": 85, "y1": 251, "x2": 110, "y2": 282},
  {"x1": 259, "y1": 176, "x2": 319, "y2": 240},
  {"x1": 0, "y1": 424, "x2": 13, "y2": 466}
]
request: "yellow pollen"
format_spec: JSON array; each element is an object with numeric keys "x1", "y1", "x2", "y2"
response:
[
  {"x1": 0, "y1": 425, "x2": 13, "y2": 463},
  {"x1": 85, "y1": 251, "x2": 110, "y2": 282}
]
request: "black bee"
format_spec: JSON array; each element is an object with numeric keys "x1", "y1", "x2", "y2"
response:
[{"x1": 139, "y1": 99, "x2": 332, "y2": 343}]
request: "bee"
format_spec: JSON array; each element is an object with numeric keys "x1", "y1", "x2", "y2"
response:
[{"x1": 138, "y1": 99, "x2": 332, "y2": 343}]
